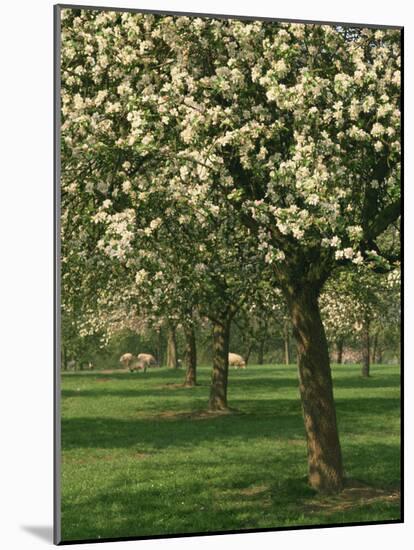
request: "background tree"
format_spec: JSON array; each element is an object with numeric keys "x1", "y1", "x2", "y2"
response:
[{"x1": 321, "y1": 266, "x2": 401, "y2": 375}]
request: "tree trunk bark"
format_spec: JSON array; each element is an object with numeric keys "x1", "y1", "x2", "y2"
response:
[
  {"x1": 157, "y1": 326, "x2": 164, "y2": 367},
  {"x1": 166, "y1": 324, "x2": 178, "y2": 368},
  {"x1": 183, "y1": 325, "x2": 197, "y2": 387},
  {"x1": 208, "y1": 319, "x2": 231, "y2": 411},
  {"x1": 377, "y1": 348, "x2": 383, "y2": 364},
  {"x1": 361, "y1": 319, "x2": 370, "y2": 378},
  {"x1": 284, "y1": 320, "x2": 291, "y2": 366},
  {"x1": 336, "y1": 338, "x2": 344, "y2": 364},
  {"x1": 371, "y1": 331, "x2": 378, "y2": 364},
  {"x1": 257, "y1": 338, "x2": 265, "y2": 365},
  {"x1": 287, "y1": 288, "x2": 343, "y2": 494},
  {"x1": 245, "y1": 341, "x2": 254, "y2": 366}
]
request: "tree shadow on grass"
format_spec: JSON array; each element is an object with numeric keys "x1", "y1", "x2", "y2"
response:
[
  {"x1": 61, "y1": 381, "x2": 299, "y2": 400},
  {"x1": 333, "y1": 376, "x2": 401, "y2": 390},
  {"x1": 62, "y1": 396, "x2": 307, "y2": 451},
  {"x1": 62, "y1": 387, "x2": 203, "y2": 399},
  {"x1": 341, "y1": 442, "x2": 401, "y2": 488},
  {"x1": 60, "y1": 439, "x2": 400, "y2": 544},
  {"x1": 60, "y1": 465, "x2": 314, "y2": 542},
  {"x1": 227, "y1": 377, "x2": 298, "y2": 391},
  {"x1": 61, "y1": 394, "x2": 399, "y2": 453},
  {"x1": 60, "y1": 386, "x2": 400, "y2": 542},
  {"x1": 335, "y1": 397, "x2": 400, "y2": 420},
  {"x1": 61, "y1": 369, "x2": 181, "y2": 381}
]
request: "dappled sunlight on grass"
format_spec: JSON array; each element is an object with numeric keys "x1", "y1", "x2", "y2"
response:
[{"x1": 60, "y1": 363, "x2": 401, "y2": 542}]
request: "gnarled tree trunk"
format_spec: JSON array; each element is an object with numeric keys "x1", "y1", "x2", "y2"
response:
[
  {"x1": 183, "y1": 324, "x2": 197, "y2": 387},
  {"x1": 208, "y1": 318, "x2": 231, "y2": 411},
  {"x1": 287, "y1": 287, "x2": 343, "y2": 494},
  {"x1": 166, "y1": 323, "x2": 178, "y2": 368}
]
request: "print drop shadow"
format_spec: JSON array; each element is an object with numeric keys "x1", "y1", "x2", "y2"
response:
[{"x1": 21, "y1": 525, "x2": 53, "y2": 543}]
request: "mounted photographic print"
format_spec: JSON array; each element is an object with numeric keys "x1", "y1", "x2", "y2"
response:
[{"x1": 54, "y1": 3, "x2": 403, "y2": 545}]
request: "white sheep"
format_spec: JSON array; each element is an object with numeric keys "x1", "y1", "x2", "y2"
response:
[
  {"x1": 129, "y1": 358, "x2": 147, "y2": 373},
  {"x1": 119, "y1": 353, "x2": 134, "y2": 369},
  {"x1": 137, "y1": 353, "x2": 158, "y2": 368},
  {"x1": 229, "y1": 353, "x2": 246, "y2": 369}
]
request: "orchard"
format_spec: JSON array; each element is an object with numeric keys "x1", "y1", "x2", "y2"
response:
[{"x1": 59, "y1": 8, "x2": 401, "y2": 541}]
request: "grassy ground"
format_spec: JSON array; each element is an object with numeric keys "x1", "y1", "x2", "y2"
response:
[{"x1": 60, "y1": 363, "x2": 401, "y2": 542}]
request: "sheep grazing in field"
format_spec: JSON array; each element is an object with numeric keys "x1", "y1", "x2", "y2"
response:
[
  {"x1": 137, "y1": 353, "x2": 158, "y2": 368},
  {"x1": 229, "y1": 353, "x2": 246, "y2": 369},
  {"x1": 130, "y1": 358, "x2": 147, "y2": 373},
  {"x1": 119, "y1": 353, "x2": 134, "y2": 369}
]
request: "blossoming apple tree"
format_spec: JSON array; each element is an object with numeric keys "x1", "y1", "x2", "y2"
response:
[
  {"x1": 60, "y1": 9, "x2": 401, "y2": 493},
  {"x1": 321, "y1": 266, "x2": 401, "y2": 374}
]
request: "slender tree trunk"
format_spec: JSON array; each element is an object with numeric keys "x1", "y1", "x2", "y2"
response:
[
  {"x1": 257, "y1": 338, "x2": 265, "y2": 365},
  {"x1": 377, "y1": 348, "x2": 383, "y2": 364},
  {"x1": 166, "y1": 324, "x2": 178, "y2": 368},
  {"x1": 287, "y1": 287, "x2": 343, "y2": 494},
  {"x1": 245, "y1": 341, "x2": 254, "y2": 366},
  {"x1": 257, "y1": 320, "x2": 268, "y2": 365},
  {"x1": 183, "y1": 325, "x2": 197, "y2": 387},
  {"x1": 361, "y1": 318, "x2": 370, "y2": 378},
  {"x1": 336, "y1": 338, "x2": 344, "y2": 364},
  {"x1": 284, "y1": 320, "x2": 291, "y2": 366},
  {"x1": 371, "y1": 331, "x2": 378, "y2": 364},
  {"x1": 157, "y1": 327, "x2": 164, "y2": 367},
  {"x1": 208, "y1": 318, "x2": 231, "y2": 411}
]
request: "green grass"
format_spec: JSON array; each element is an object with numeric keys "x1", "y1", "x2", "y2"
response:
[{"x1": 60, "y1": 363, "x2": 401, "y2": 542}]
